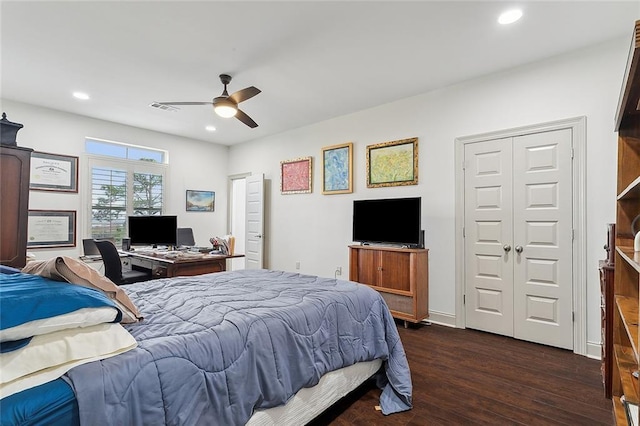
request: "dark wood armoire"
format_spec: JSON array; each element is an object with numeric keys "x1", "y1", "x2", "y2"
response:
[{"x1": 0, "y1": 114, "x2": 31, "y2": 268}]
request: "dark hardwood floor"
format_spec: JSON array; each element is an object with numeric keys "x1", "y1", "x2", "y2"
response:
[{"x1": 310, "y1": 323, "x2": 613, "y2": 425}]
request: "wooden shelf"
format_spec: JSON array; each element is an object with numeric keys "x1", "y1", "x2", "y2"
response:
[
  {"x1": 614, "y1": 396, "x2": 629, "y2": 426},
  {"x1": 367, "y1": 285, "x2": 412, "y2": 297},
  {"x1": 617, "y1": 246, "x2": 640, "y2": 274},
  {"x1": 618, "y1": 175, "x2": 640, "y2": 201},
  {"x1": 614, "y1": 344, "x2": 639, "y2": 405},
  {"x1": 610, "y1": 21, "x2": 640, "y2": 422},
  {"x1": 617, "y1": 295, "x2": 640, "y2": 363}
]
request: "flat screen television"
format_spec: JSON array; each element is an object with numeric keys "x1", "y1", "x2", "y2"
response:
[
  {"x1": 352, "y1": 197, "x2": 422, "y2": 246},
  {"x1": 128, "y1": 215, "x2": 177, "y2": 247}
]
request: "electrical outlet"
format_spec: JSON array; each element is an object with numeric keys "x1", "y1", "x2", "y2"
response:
[
  {"x1": 295, "y1": 261, "x2": 300, "y2": 270},
  {"x1": 336, "y1": 266, "x2": 342, "y2": 276}
]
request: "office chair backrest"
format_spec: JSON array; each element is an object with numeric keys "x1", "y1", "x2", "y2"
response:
[
  {"x1": 94, "y1": 240, "x2": 123, "y2": 283},
  {"x1": 177, "y1": 228, "x2": 195, "y2": 247}
]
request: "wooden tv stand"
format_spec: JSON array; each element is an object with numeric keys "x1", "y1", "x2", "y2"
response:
[{"x1": 349, "y1": 245, "x2": 428, "y2": 326}]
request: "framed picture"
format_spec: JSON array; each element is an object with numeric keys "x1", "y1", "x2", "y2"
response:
[
  {"x1": 366, "y1": 137, "x2": 418, "y2": 188},
  {"x1": 30, "y1": 151, "x2": 79, "y2": 192},
  {"x1": 186, "y1": 190, "x2": 215, "y2": 212},
  {"x1": 280, "y1": 156, "x2": 312, "y2": 194},
  {"x1": 27, "y1": 210, "x2": 76, "y2": 248},
  {"x1": 321, "y1": 142, "x2": 353, "y2": 195}
]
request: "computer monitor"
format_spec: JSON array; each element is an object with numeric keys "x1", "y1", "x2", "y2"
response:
[
  {"x1": 128, "y1": 215, "x2": 178, "y2": 247},
  {"x1": 82, "y1": 239, "x2": 100, "y2": 256},
  {"x1": 83, "y1": 237, "x2": 115, "y2": 257}
]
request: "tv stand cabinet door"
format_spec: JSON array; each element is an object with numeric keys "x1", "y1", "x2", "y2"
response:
[
  {"x1": 379, "y1": 251, "x2": 411, "y2": 292},
  {"x1": 350, "y1": 248, "x2": 378, "y2": 286}
]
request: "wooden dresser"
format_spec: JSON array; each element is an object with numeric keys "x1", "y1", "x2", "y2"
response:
[{"x1": 349, "y1": 245, "x2": 428, "y2": 326}]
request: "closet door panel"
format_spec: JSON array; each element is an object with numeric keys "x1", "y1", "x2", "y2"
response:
[
  {"x1": 512, "y1": 129, "x2": 573, "y2": 349},
  {"x1": 464, "y1": 138, "x2": 514, "y2": 336}
]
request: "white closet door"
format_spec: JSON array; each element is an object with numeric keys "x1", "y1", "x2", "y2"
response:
[
  {"x1": 464, "y1": 138, "x2": 514, "y2": 336},
  {"x1": 512, "y1": 129, "x2": 573, "y2": 349}
]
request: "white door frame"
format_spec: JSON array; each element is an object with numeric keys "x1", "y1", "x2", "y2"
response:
[{"x1": 454, "y1": 116, "x2": 587, "y2": 355}]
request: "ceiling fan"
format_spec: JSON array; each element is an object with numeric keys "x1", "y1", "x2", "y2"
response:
[{"x1": 158, "y1": 74, "x2": 261, "y2": 128}]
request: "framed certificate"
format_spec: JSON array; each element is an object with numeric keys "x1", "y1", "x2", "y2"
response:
[
  {"x1": 27, "y1": 210, "x2": 76, "y2": 248},
  {"x1": 30, "y1": 151, "x2": 79, "y2": 192}
]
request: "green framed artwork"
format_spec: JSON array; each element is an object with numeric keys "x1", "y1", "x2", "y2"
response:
[
  {"x1": 366, "y1": 137, "x2": 418, "y2": 188},
  {"x1": 321, "y1": 142, "x2": 353, "y2": 195}
]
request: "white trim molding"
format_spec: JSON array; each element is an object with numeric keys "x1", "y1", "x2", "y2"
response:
[{"x1": 424, "y1": 310, "x2": 456, "y2": 328}]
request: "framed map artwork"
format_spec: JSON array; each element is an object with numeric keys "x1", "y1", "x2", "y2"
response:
[
  {"x1": 321, "y1": 142, "x2": 353, "y2": 195},
  {"x1": 280, "y1": 157, "x2": 312, "y2": 194},
  {"x1": 366, "y1": 137, "x2": 418, "y2": 188}
]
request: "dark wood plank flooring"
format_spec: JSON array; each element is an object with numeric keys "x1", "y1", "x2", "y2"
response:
[{"x1": 310, "y1": 323, "x2": 613, "y2": 425}]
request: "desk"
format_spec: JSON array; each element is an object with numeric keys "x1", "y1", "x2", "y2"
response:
[{"x1": 124, "y1": 251, "x2": 244, "y2": 279}]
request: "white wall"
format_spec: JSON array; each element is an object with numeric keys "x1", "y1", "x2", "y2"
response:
[
  {"x1": 1, "y1": 99, "x2": 230, "y2": 259},
  {"x1": 228, "y1": 37, "x2": 628, "y2": 347}
]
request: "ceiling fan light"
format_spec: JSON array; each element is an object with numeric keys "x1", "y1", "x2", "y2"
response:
[{"x1": 214, "y1": 100, "x2": 238, "y2": 118}]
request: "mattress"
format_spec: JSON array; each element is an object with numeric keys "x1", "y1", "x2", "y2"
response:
[
  {"x1": 0, "y1": 378, "x2": 78, "y2": 426},
  {"x1": 0, "y1": 360, "x2": 381, "y2": 426}
]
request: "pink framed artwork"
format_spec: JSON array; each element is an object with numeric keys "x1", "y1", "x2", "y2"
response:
[{"x1": 280, "y1": 156, "x2": 312, "y2": 194}]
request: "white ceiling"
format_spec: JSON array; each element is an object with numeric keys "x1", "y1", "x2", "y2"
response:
[{"x1": 2, "y1": 1, "x2": 637, "y2": 146}]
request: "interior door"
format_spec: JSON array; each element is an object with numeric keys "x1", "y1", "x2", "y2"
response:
[
  {"x1": 463, "y1": 130, "x2": 574, "y2": 349},
  {"x1": 512, "y1": 129, "x2": 573, "y2": 349},
  {"x1": 245, "y1": 173, "x2": 264, "y2": 269},
  {"x1": 464, "y1": 138, "x2": 514, "y2": 336}
]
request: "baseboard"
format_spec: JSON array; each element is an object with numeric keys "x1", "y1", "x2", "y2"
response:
[
  {"x1": 422, "y1": 310, "x2": 456, "y2": 328},
  {"x1": 418, "y1": 311, "x2": 600, "y2": 360},
  {"x1": 586, "y1": 340, "x2": 602, "y2": 360}
]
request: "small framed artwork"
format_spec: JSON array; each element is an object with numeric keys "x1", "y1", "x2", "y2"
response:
[
  {"x1": 186, "y1": 190, "x2": 215, "y2": 212},
  {"x1": 30, "y1": 151, "x2": 79, "y2": 192},
  {"x1": 280, "y1": 156, "x2": 312, "y2": 194},
  {"x1": 321, "y1": 142, "x2": 353, "y2": 195},
  {"x1": 27, "y1": 210, "x2": 76, "y2": 248},
  {"x1": 366, "y1": 137, "x2": 418, "y2": 188}
]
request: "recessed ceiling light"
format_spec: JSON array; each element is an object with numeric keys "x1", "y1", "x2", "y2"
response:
[
  {"x1": 72, "y1": 91, "x2": 90, "y2": 100},
  {"x1": 205, "y1": 125, "x2": 216, "y2": 132},
  {"x1": 498, "y1": 9, "x2": 523, "y2": 25}
]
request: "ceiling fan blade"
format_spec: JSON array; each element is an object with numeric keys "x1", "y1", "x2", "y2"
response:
[
  {"x1": 157, "y1": 102, "x2": 213, "y2": 106},
  {"x1": 229, "y1": 86, "x2": 261, "y2": 104},
  {"x1": 235, "y1": 109, "x2": 258, "y2": 128}
]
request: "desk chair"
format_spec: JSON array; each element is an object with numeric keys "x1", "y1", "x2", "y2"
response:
[
  {"x1": 94, "y1": 240, "x2": 151, "y2": 285},
  {"x1": 177, "y1": 227, "x2": 196, "y2": 247}
]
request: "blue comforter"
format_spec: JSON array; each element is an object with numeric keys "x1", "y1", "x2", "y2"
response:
[{"x1": 64, "y1": 269, "x2": 412, "y2": 425}]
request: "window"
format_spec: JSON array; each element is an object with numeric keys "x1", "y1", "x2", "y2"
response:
[{"x1": 86, "y1": 138, "x2": 168, "y2": 243}]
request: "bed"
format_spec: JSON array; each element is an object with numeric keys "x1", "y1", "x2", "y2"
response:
[{"x1": 0, "y1": 264, "x2": 412, "y2": 425}]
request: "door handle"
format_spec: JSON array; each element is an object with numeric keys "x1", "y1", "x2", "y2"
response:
[
  {"x1": 515, "y1": 245, "x2": 523, "y2": 253},
  {"x1": 256, "y1": 234, "x2": 262, "y2": 239},
  {"x1": 503, "y1": 244, "x2": 511, "y2": 252}
]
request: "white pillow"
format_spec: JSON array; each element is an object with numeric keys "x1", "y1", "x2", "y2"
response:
[
  {"x1": 0, "y1": 306, "x2": 118, "y2": 343},
  {"x1": 0, "y1": 322, "x2": 137, "y2": 399}
]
